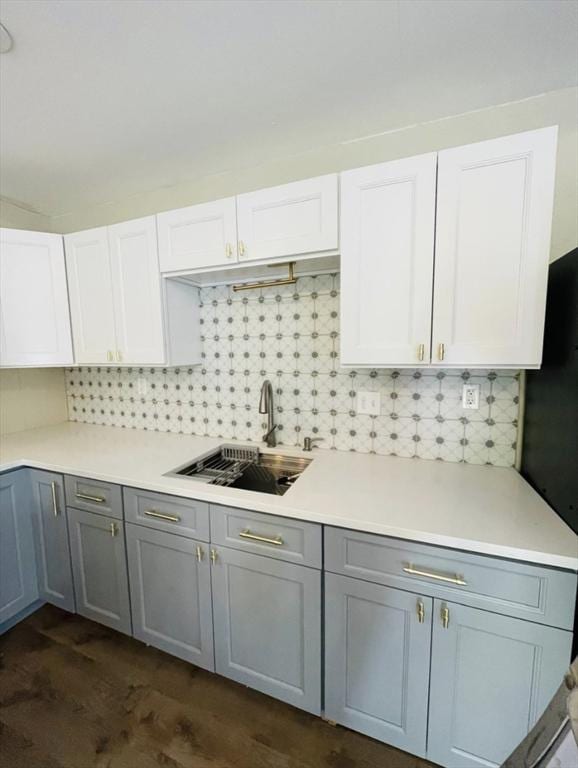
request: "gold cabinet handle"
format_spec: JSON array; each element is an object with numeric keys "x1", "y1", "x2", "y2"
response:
[
  {"x1": 110, "y1": 522, "x2": 118, "y2": 537},
  {"x1": 417, "y1": 599, "x2": 425, "y2": 623},
  {"x1": 50, "y1": 481, "x2": 59, "y2": 517},
  {"x1": 238, "y1": 240, "x2": 246, "y2": 257},
  {"x1": 225, "y1": 242, "x2": 233, "y2": 259},
  {"x1": 438, "y1": 343, "x2": 445, "y2": 361},
  {"x1": 116, "y1": 350, "x2": 123, "y2": 363},
  {"x1": 239, "y1": 529, "x2": 283, "y2": 546},
  {"x1": 76, "y1": 492, "x2": 106, "y2": 504},
  {"x1": 418, "y1": 343, "x2": 425, "y2": 362},
  {"x1": 143, "y1": 509, "x2": 181, "y2": 523},
  {"x1": 441, "y1": 604, "x2": 450, "y2": 629},
  {"x1": 210, "y1": 548, "x2": 218, "y2": 564},
  {"x1": 195, "y1": 545, "x2": 204, "y2": 562},
  {"x1": 107, "y1": 350, "x2": 113, "y2": 362},
  {"x1": 403, "y1": 564, "x2": 467, "y2": 586}
]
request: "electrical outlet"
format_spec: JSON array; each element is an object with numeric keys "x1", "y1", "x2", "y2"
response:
[
  {"x1": 462, "y1": 384, "x2": 480, "y2": 410},
  {"x1": 357, "y1": 391, "x2": 381, "y2": 416},
  {"x1": 137, "y1": 378, "x2": 148, "y2": 397}
]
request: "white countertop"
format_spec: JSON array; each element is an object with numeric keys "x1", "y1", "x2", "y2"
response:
[{"x1": 1, "y1": 422, "x2": 576, "y2": 571}]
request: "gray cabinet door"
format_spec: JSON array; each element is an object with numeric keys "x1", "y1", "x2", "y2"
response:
[
  {"x1": 325, "y1": 573, "x2": 432, "y2": 756},
  {"x1": 68, "y1": 507, "x2": 131, "y2": 635},
  {"x1": 0, "y1": 470, "x2": 38, "y2": 625},
  {"x1": 427, "y1": 600, "x2": 573, "y2": 768},
  {"x1": 126, "y1": 523, "x2": 214, "y2": 671},
  {"x1": 211, "y1": 546, "x2": 321, "y2": 714},
  {"x1": 29, "y1": 469, "x2": 75, "y2": 612}
]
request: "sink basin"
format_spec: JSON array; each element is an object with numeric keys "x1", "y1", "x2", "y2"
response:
[{"x1": 168, "y1": 445, "x2": 312, "y2": 496}]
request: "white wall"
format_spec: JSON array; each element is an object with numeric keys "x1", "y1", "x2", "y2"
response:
[{"x1": 50, "y1": 87, "x2": 578, "y2": 262}]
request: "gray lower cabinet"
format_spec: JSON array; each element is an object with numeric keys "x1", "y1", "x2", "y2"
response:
[
  {"x1": 211, "y1": 546, "x2": 322, "y2": 715},
  {"x1": 67, "y1": 507, "x2": 131, "y2": 635},
  {"x1": 126, "y1": 523, "x2": 214, "y2": 671},
  {"x1": 0, "y1": 470, "x2": 38, "y2": 625},
  {"x1": 427, "y1": 600, "x2": 573, "y2": 768},
  {"x1": 29, "y1": 469, "x2": 75, "y2": 612},
  {"x1": 324, "y1": 573, "x2": 432, "y2": 757}
]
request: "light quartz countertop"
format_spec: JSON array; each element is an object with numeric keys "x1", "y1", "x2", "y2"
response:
[{"x1": 1, "y1": 421, "x2": 576, "y2": 571}]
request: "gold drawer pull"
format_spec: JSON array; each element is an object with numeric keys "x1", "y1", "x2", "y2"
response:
[
  {"x1": 50, "y1": 481, "x2": 59, "y2": 517},
  {"x1": 239, "y1": 529, "x2": 283, "y2": 546},
  {"x1": 195, "y1": 545, "x2": 204, "y2": 562},
  {"x1": 144, "y1": 509, "x2": 181, "y2": 523},
  {"x1": 110, "y1": 522, "x2": 118, "y2": 537},
  {"x1": 441, "y1": 604, "x2": 450, "y2": 629},
  {"x1": 403, "y1": 564, "x2": 467, "y2": 586},
  {"x1": 76, "y1": 492, "x2": 106, "y2": 504},
  {"x1": 417, "y1": 599, "x2": 425, "y2": 623}
]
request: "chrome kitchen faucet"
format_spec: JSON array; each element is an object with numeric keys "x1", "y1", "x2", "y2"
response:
[{"x1": 259, "y1": 379, "x2": 277, "y2": 448}]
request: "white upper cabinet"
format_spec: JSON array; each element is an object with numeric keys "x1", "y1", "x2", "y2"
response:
[
  {"x1": 65, "y1": 227, "x2": 117, "y2": 364},
  {"x1": 108, "y1": 217, "x2": 165, "y2": 364},
  {"x1": 0, "y1": 228, "x2": 73, "y2": 367},
  {"x1": 65, "y1": 217, "x2": 201, "y2": 366},
  {"x1": 157, "y1": 197, "x2": 237, "y2": 273},
  {"x1": 432, "y1": 127, "x2": 557, "y2": 368},
  {"x1": 236, "y1": 174, "x2": 338, "y2": 262},
  {"x1": 340, "y1": 155, "x2": 437, "y2": 367}
]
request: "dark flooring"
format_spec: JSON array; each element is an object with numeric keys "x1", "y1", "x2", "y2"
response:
[{"x1": 0, "y1": 605, "x2": 435, "y2": 768}]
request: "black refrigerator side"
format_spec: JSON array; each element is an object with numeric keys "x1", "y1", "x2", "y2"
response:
[{"x1": 521, "y1": 247, "x2": 578, "y2": 656}]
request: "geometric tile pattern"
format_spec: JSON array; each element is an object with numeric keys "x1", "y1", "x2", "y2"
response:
[{"x1": 66, "y1": 273, "x2": 519, "y2": 467}]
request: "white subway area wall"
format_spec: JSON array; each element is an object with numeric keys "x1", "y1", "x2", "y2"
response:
[{"x1": 66, "y1": 274, "x2": 520, "y2": 467}]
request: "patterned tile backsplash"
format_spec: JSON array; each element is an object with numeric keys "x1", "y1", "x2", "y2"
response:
[{"x1": 66, "y1": 274, "x2": 520, "y2": 467}]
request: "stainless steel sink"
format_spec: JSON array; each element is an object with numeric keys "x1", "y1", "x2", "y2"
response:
[{"x1": 167, "y1": 444, "x2": 312, "y2": 496}]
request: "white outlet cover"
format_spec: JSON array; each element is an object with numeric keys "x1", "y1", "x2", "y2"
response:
[
  {"x1": 357, "y1": 390, "x2": 381, "y2": 416},
  {"x1": 462, "y1": 383, "x2": 480, "y2": 409}
]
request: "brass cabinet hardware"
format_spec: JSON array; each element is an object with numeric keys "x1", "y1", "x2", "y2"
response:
[
  {"x1": 116, "y1": 350, "x2": 123, "y2": 363},
  {"x1": 210, "y1": 548, "x2": 218, "y2": 564},
  {"x1": 441, "y1": 604, "x2": 450, "y2": 629},
  {"x1": 238, "y1": 240, "x2": 246, "y2": 257},
  {"x1": 232, "y1": 261, "x2": 296, "y2": 293},
  {"x1": 417, "y1": 600, "x2": 425, "y2": 623},
  {"x1": 195, "y1": 545, "x2": 204, "y2": 562},
  {"x1": 239, "y1": 529, "x2": 283, "y2": 546},
  {"x1": 403, "y1": 564, "x2": 467, "y2": 586},
  {"x1": 76, "y1": 492, "x2": 106, "y2": 504},
  {"x1": 143, "y1": 509, "x2": 181, "y2": 523},
  {"x1": 438, "y1": 342, "x2": 445, "y2": 361},
  {"x1": 418, "y1": 343, "x2": 425, "y2": 362},
  {"x1": 225, "y1": 243, "x2": 233, "y2": 259},
  {"x1": 110, "y1": 522, "x2": 118, "y2": 537},
  {"x1": 107, "y1": 350, "x2": 113, "y2": 362},
  {"x1": 50, "y1": 481, "x2": 59, "y2": 517}
]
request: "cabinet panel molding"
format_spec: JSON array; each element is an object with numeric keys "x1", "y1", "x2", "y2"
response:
[
  {"x1": 340, "y1": 154, "x2": 437, "y2": 366},
  {"x1": 427, "y1": 600, "x2": 572, "y2": 768},
  {"x1": 0, "y1": 228, "x2": 73, "y2": 367},
  {"x1": 432, "y1": 126, "x2": 557, "y2": 368},
  {"x1": 325, "y1": 573, "x2": 431, "y2": 756}
]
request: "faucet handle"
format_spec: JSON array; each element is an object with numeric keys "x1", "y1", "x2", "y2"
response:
[{"x1": 303, "y1": 436, "x2": 324, "y2": 452}]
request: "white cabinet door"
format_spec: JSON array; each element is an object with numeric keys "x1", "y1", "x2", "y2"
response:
[
  {"x1": 0, "y1": 228, "x2": 73, "y2": 367},
  {"x1": 432, "y1": 127, "x2": 557, "y2": 368},
  {"x1": 236, "y1": 174, "x2": 338, "y2": 262},
  {"x1": 108, "y1": 217, "x2": 165, "y2": 365},
  {"x1": 157, "y1": 197, "x2": 237, "y2": 272},
  {"x1": 340, "y1": 155, "x2": 437, "y2": 366},
  {"x1": 64, "y1": 227, "x2": 117, "y2": 364}
]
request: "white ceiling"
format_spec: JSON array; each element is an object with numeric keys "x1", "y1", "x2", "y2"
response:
[{"x1": 0, "y1": 0, "x2": 576, "y2": 217}]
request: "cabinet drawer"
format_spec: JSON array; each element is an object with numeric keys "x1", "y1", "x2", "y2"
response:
[
  {"x1": 210, "y1": 505, "x2": 321, "y2": 569},
  {"x1": 123, "y1": 487, "x2": 210, "y2": 542},
  {"x1": 65, "y1": 475, "x2": 122, "y2": 519},
  {"x1": 325, "y1": 527, "x2": 577, "y2": 630}
]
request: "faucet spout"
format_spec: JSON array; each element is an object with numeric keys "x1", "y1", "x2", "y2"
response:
[{"x1": 259, "y1": 379, "x2": 277, "y2": 447}]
